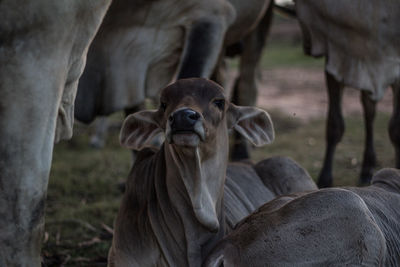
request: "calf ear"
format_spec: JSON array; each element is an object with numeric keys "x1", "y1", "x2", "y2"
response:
[
  {"x1": 120, "y1": 110, "x2": 163, "y2": 150},
  {"x1": 227, "y1": 104, "x2": 275, "y2": 146}
]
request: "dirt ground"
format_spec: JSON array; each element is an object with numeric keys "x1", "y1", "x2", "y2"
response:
[{"x1": 255, "y1": 67, "x2": 393, "y2": 121}]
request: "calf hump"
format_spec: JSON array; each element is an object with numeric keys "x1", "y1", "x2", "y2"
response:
[
  {"x1": 254, "y1": 156, "x2": 317, "y2": 196},
  {"x1": 371, "y1": 168, "x2": 400, "y2": 193},
  {"x1": 275, "y1": 189, "x2": 386, "y2": 265}
]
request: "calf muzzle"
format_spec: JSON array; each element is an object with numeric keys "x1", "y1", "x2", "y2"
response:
[
  {"x1": 169, "y1": 108, "x2": 200, "y2": 131},
  {"x1": 167, "y1": 108, "x2": 205, "y2": 146}
]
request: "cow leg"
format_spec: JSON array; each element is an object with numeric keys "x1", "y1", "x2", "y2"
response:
[
  {"x1": 230, "y1": 3, "x2": 273, "y2": 161},
  {"x1": 360, "y1": 91, "x2": 377, "y2": 185},
  {"x1": 389, "y1": 82, "x2": 400, "y2": 168},
  {"x1": 211, "y1": 56, "x2": 228, "y2": 88},
  {"x1": 0, "y1": 72, "x2": 63, "y2": 266},
  {"x1": 89, "y1": 116, "x2": 110, "y2": 148},
  {"x1": 0, "y1": 2, "x2": 110, "y2": 265},
  {"x1": 318, "y1": 71, "x2": 345, "y2": 188},
  {"x1": 178, "y1": 16, "x2": 232, "y2": 79}
]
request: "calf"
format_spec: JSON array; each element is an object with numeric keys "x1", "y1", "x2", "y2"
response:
[
  {"x1": 204, "y1": 168, "x2": 400, "y2": 266},
  {"x1": 108, "y1": 78, "x2": 316, "y2": 267}
]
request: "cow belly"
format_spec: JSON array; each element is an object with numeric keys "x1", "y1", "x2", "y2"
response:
[
  {"x1": 225, "y1": 0, "x2": 272, "y2": 44},
  {"x1": 296, "y1": 0, "x2": 400, "y2": 100},
  {"x1": 78, "y1": 25, "x2": 184, "y2": 118},
  {"x1": 224, "y1": 164, "x2": 275, "y2": 229}
]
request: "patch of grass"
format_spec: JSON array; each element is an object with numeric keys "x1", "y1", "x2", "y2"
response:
[
  {"x1": 44, "y1": 110, "x2": 395, "y2": 264},
  {"x1": 43, "y1": 40, "x2": 393, "y2": 264},
  {"x1": 229, "y1": 43, "x2": 324, "y2": 69},
  {"x1": 261, "y1": 43, "x2": 324, "y2": 69},
  {"x1": 44, "y1": 123, "x2": 130, "y2": 266},
  {"x1": 252, "y1": 112, "x2": 394, "y2": 187}
]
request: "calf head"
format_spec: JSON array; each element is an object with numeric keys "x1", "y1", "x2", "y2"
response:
[{"x1": 120, "y1": 78, "x2": 274, "y2": 230}]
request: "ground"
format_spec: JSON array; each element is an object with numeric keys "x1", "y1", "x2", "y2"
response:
[
  {"x1": 257, "y1": 67, "x2": 392, "y2": 121},
  {"x1": 42, "y1": 15, "x2": 396, "y2": 266}
]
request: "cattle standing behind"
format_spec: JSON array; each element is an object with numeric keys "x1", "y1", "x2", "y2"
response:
[
  {"x1": 0, "y1": 1, "x2": 111, "y2": 266},
  {"x1": 294, "y1": 0, "x2": 400, "y2": 187},
  {"x1": 74, "y1": 0, "x2": 274, "y2": 158},
  {"x1": 108, "y1": 78, "x2": 317, "y2": 267},
  {"x1": 204, "y1": 168, "x2": 400, "y2": 266}
]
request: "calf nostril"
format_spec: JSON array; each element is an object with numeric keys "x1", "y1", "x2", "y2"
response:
[{"x1": 188, "y1": 112, "x2": 200, "y2": 121}]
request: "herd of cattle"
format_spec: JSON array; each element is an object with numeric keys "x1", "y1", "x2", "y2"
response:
[{"x1": 0, "y1": 0, "x2": 399, "y2": 266}]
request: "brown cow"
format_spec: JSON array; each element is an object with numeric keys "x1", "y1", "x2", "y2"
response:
[
  {"x1": 108, "y1": 78, "x2": 317, "y2": 267},
  {"x1": 204, "y1": 168, "x2": 400, "y2": 266}
]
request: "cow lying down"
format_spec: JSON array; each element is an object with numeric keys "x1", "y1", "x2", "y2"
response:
[
  {"x1": 204, "y1": 168, "x2": 400, "y2": 266},
  {"x1": 108, "y1": 78, "x2": 317, "y2": 267}
]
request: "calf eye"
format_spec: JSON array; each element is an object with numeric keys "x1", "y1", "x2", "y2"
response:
[
  {"x1": 213, "y1": 99, "x2": 225, "y2": 110},
  {"x1": 160, "y1": 102, "x2": 167, "y2": 111}
]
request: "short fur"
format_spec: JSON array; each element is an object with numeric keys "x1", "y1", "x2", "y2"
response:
[
  {"x1": 295, "y1": 0, "x2": 400, "y2": 186},
  {"x1": 204, "y1": 168, "x2": 400, "y2": 266},
  {"x1": 0, "y1": 1, "x2": 111, "y2": 266}
]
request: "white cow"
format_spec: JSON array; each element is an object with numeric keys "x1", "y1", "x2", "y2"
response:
[
  {"x1": 0, "y1": 1, "x2": 111, "y2": 266},
  {"x1": 295, "y1": 0, "x2": 400, "y2": 187}
]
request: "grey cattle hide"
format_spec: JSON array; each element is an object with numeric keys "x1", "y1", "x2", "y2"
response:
[
  {"x1": 108, "y1": 149, "x2": 316, "y2": 267},
  {"x1": 204, "y1": 168, "x2": 400, "y2": 266},
  {"x1": 294, "y1": 0, "x2": 400, "y2": 188},
  {"x1": 74, "y1": 0, "x2": 273, "y2": 123},
  {"x1": 296, "y1": 0, "x2": 400, "y2": 101},
  {"x1": 0, "y1": 1, "x2": 111, "y2": 266}
]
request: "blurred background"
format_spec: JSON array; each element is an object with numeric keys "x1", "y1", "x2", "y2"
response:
[{"x1": 43, "y1": 12, "x2": 394, "y2": 266}]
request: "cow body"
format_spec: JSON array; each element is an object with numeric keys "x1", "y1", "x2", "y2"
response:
[
  {"x1": 0, "y1": 1, "x2": 111, "y2": 265},
  {"x1": 108, "y1": 78, "x2": 316, "y2": 267},
  {"x1": 204, "y1": 168, "x2": 400, "y2": 266},
  {"x1": 295, "y1": 0, "x2": 400, "y2": 186},
  {"x1": 297, "y1": 0, "x2": 400, "y2": 98}
]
